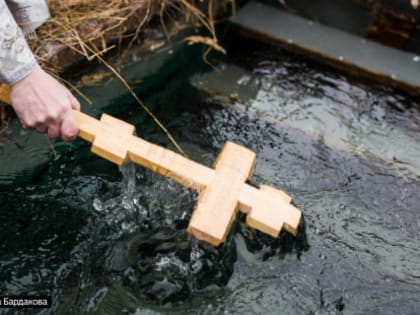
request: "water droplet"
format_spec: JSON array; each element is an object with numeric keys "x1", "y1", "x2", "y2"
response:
[
  {"x1": 26, "y1": 185, "x2": 35, "y2": 191},
  {"x1": 237, "y1": 75, "x2": 251, "y2": 86},
  {"x1": 93, "y1": 198, "x2": 103, "y2": 211},
  {"x1": 413, "y1": 56, "x2": 420, "y2": 62},
  {"x1": 191, "y1": 260, "x2": 203, "y2": 274},
  {"x1": 121, "y1": 221, "x2": 135, "y2": 232}
]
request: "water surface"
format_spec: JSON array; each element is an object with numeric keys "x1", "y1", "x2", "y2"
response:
[{"x1": 0, "y1": 25, "x2": 419, "y2": 315}]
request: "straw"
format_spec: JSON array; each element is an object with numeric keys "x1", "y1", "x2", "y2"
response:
[{"x1": 1, "y1": 0, "x2": 234, "y2": 152}]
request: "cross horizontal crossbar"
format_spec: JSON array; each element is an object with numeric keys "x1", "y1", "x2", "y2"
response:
[
  {"x1": 73, "y1": 110, "x2": 302, "y2": 246},
  {"x1": 0, "y1": 83, "x2": 302, "y2": 246}
]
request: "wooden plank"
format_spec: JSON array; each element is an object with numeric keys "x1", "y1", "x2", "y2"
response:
[
  {"x1": 0, "y1": 84, "x2": 11, "y2": 104},
  {"x1": 232, "y1": 1, "x2": 420, "y2": 96}
]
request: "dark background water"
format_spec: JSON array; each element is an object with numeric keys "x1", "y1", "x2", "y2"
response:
[{"x1": 0, "y1": 24, "x2": 420, "y2": 314}]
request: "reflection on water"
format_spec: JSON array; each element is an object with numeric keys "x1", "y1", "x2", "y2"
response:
[
  {"x1": 192, "y1": 63, "x2": 420, "y2": 179},
  {"x1": 0, "y1": 27, "x2": 420, "y2": 314}
]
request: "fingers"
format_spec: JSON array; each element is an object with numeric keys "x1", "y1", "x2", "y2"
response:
[
  {"x1": 55, "y1": 93, "x2": 80, "y2": 141},
  {"x1": 20, "y1": 103, "x2": 79, "y2": 142},
  {"x1": 50, "y1": 92, "x2": 80, "y2": 141},
  {"x1": 34, "y1": 115, "x2": 54, "y2": 134},
  {"x1": 26, "y1": 108, "x2": 79, "y2": 142},
  {"x1": 22, "y1": 112, "x2": 78, "y2": 142},
  {"x1": 45, "y1": 109, "x2": 79, "y2": 141},
  {"x1": 60, "y1": 110, "x2": 79, "y2": 142},
  {"x1": 36, "y1": 125, "x2": 48, "y2": 134},
  {"x1": 50, "y1": 94, "x2": 79, "y2": 141},
  {"x1": 47, "y1": 124, "x2": 60, "y2": 139},
  {"x1": 10, "y1": 68, "x2": 80, "y2": 142}
]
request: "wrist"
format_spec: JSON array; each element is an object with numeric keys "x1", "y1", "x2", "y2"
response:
[
  {"x1": 10, "y1": 64, "x2": 42, "y2": 89},
  {"x1": 10, "y1": 63, "x2": 43, "y2": 90}
]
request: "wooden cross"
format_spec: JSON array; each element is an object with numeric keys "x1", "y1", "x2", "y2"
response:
[
  {"x1": 0, "y1": 84, "x2": 302, "y2": 246},
  {"x1": 74, "y1": 111, "x2": 302, "y2": 246}
]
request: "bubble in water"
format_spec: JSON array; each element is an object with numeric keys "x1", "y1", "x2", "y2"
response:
[
  {"x1": 126, "y1": 224, "x2": 237, "y2": 304},
  {"x1": 155, "y1": 256, "x2": 189, "y2": 276},
  {"x1": 93, "y1": 198, "x2": 103, "y2": 211},
  {"x1": 86, "y1": 287, "x2": 108, "y2": 312},
  {"x1": 133, "y1": 196, "x2": 140, "y2": 207},
  {"x1": 191, "y1": 260, "x2": 203, "y2": 274},
  {"x1": 237, "y1": 75, "x2": 251, "y2": 86},
  {"x1": 190, "y1": 248, "x2": 203, "y2": 261},
  {"x1": 121, "y1": 195, "x2": 134, "y2": 210},
  {"x1": 121, "y1": 221, "x2": 136, "y2": 233}
]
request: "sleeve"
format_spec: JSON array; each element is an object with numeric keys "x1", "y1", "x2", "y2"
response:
[{"x1": 0, "y1": 0, "x2": 38, "y2": 85}]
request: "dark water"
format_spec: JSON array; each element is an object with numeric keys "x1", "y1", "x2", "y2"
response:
[{"x1": 1, "y1": 25, "x2": 420, "y2": 314}]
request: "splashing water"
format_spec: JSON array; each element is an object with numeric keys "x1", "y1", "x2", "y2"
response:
[
  {"x1": 91, "y1": 163, "x2": 144, "y2": 236},
  {"x1": 1, "y1": 26, "x2": 420, "y2": 315},
  {"x1": 85, "y1": 162, "x2": 239, "y2": 305},
  {"x1": 90, "y1": 162, "x2": 192, "y2": 238}
]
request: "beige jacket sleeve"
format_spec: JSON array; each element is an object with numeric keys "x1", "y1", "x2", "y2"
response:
[{"x1": 0, "y1": 0, "x2": 38, "y2": 85}]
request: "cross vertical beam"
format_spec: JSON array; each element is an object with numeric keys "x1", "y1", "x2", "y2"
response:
[
  {"x1": 71, "y1": 111, "x2": 303, "y2": 246},
  {"x1": 0, "y1": 88, "x2": 303, "y2": 246},
  {"x1": 187, "y1": 142, "x2": 256, "y2": 245}
]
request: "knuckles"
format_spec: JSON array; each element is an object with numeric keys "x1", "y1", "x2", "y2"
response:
[
  {"x1": 28, "y1": 104, "x2": 70, "y2": 128},
  {"x1": 61, "y1": 124, "x2": 78, "y2": 142},
  {"x1": 12, "y1": 83, "x2": 77, "y2": 142}
]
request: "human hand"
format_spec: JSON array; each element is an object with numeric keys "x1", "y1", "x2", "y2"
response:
[{"x1": 10, "y1": 65, "x2": 80, "y2": 142}]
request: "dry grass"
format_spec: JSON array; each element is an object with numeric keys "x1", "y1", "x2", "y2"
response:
[
  {"x1": 6, "y1": 0, "x2": 234, "y2": 154},
  {"x1": 29, "y1": 0, "x2": 233, "y2": 71},
  {"x1": 30, "y1": 0, "x2": 155, "y2": 70}
]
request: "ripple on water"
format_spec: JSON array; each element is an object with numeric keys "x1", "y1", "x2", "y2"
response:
[{"x1": 1, "y1": 32, "x2": 420, "y2": 314}]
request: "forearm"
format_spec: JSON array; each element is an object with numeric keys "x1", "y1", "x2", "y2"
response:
[{"x1": 0, "y1": 1, "x2": 38, "y2": 85}]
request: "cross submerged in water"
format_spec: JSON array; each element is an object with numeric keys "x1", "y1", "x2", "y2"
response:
[
  {"x1": 0, "y1": 84, "x2": 302, "y2": 246},
  {"x1": 74, "y1": 111, "x2": 302, "y2": 246}
]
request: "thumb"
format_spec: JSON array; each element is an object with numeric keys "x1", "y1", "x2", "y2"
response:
[{"x1": 60, "y1": 110, "x2": 79, "y2": 142}]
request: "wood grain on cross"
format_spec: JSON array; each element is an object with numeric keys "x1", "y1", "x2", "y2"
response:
[
  {"x1": 74, "y1": 111, "x2": 302, "y2": 246},
  {"x1": 0, "y1": 84, "x2": 302, "y2": 246}
]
